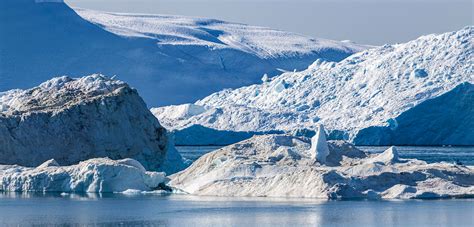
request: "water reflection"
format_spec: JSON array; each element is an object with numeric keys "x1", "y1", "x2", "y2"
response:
[
  {"x1": 0, "y1": 191, "x2": 106, "y2": 200},
  {"x1": 0, "y1": 192, "x2": 472, "y2": 226}
]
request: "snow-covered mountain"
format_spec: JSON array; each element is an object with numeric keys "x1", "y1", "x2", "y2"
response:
[
  {"x1": 0, "y1": 0, "x2": 366, "y2": 106},
  {"x1": 0, "y1": 75, "x2": 184, "y2": 174},
  {"x1": 153, "y1": 27, "x2": 474, "y2": 146}
]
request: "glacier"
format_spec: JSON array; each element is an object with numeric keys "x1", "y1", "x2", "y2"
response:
[
  {"x1": 0, "y1": 158, "x2": 169, "y2": 193},
  {"x1": 169, "y1": 134, "x2": 474, "y2": 199},
  {"x1": 153, "y1": 27, "x2": 474, "y2": 146},
  {"x1": 0, "y1": 75, "x2": 184, "y2": 174},
  {"x1": 0, "y1": 0, "x2": 366, "y2": 106}
]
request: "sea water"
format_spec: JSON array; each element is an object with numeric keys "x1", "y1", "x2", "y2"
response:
[{"x1": 0, "y1": 193, "x2": 472, "y2": 226}]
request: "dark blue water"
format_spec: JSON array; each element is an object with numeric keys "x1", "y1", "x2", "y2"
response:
[
  {"x1": 0, "y1": 193, "x2": 473, "y2": 226},
  {"x1": 177, "y1": 145, "x2": 474, "y2": 165}
]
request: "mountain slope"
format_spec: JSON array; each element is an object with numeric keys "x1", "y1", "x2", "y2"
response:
[
  {"x1": 0, "y1": 0, "x2": 366, "y2": 106},
  {"x1": 153, "y1": 27, "x2": 474, "y2": 145}
]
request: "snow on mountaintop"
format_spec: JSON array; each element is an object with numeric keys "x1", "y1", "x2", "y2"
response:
[
  {"x1": 0, "y1": 74, "x2": 125, "y2": 114},
  {"x1": 153, "y1": 26, "x2": 473, "y2": 145},
  {"x1": 76, "y1": 9, "x2": 367, "y2": 59},
  {"x1": 0, "y1": 0, "x2": 368, "y2": 107}
]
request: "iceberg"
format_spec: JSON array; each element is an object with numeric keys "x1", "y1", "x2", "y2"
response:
[
  {"x1": 153, "y1": 27, "x2": 473, "y2": 145},
  {"x1": 0, "y1": 75, "x2": 184, "y2": 174},
  {"x1": 169, "y1": 134, "x2": 474, "y2": 199},
  {"x1": 0, "y1": 158, "x2": 168, "y2": 193}
]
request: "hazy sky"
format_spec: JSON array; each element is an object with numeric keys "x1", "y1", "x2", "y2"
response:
[{"x1": 66, "y1": 0, "x2": 473, "y2": 45}]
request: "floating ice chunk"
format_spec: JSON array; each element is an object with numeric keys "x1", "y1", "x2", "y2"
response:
[
  {"x1": 170, "y1": 135, "x2": 474, "y2": 199},
  {"x1": 120, "y1": 189, "x2": 143, "y2": 195},
  {"x1": 368, "y1": 146, "x2": 400, "y2": 164},
  {"x1": 310, "y1": 124, "x2": 330, "y2": 164},
  {"x1": 0, "y1": 158, "x2": 169, "y2": 193},
  {"x1": 36, "y1": 159, "x2": 60, "y2": 168}
]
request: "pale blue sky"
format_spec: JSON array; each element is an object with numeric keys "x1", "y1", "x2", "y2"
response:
[{"x1": 66, "y1": 0, "x2": 473, "y2": 45}]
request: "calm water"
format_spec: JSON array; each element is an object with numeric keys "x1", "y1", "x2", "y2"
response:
[
  {"x1": 177, "y1": 145, "x2": 474, "y2": 165},
  {"x1": 0, "y1": 193, "x2": 473, "y2": 226}
]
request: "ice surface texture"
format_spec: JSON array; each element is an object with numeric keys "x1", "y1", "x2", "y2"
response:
[
  {"x1": 0, "y1": 75, "x2": 184, "y2": 174},
  {"x1": 170, "y1": 134, "x2": 474, "y2": 199},
  {"x1": 154, "y1": 27, "x2": 473, "y2": 145},
  {"x1": 0, "y1": 158, "x2": 168, "y2": 193}
]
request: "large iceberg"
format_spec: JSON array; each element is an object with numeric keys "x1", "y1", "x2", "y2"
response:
[
  {"x1": 169, "y1": 134, "x2": 474, "y2": 199},
  {"x1": 0, "y1": 75, "x2": 184, "y2": 174},
  {"x1": 0, "y1": 0, "x2": 366, "y2": 106},
  {"x1": 153, "y1": 27, "x2": 474, "y2": 145},
  {"x1": 0, "y1": 158, "x2": 168, "y2": 193}
]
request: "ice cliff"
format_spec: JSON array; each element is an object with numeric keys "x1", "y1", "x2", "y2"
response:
[
  {"x1": 0, "y1": 75, "x2": 184, "y2": 174},
  {"x1": 169, "y1": 134, "x2": 474, "y2": 199},
  {"x1": 0, "y1": 158, "x2": 168, "y2": 193},
  {"x1": 153, "y1": 27, "x2": 474, "y2": 145}
]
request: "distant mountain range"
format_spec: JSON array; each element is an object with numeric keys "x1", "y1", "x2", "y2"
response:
[{"x1": 0, "y1": 0, "x2": 366, "y2": 106}]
